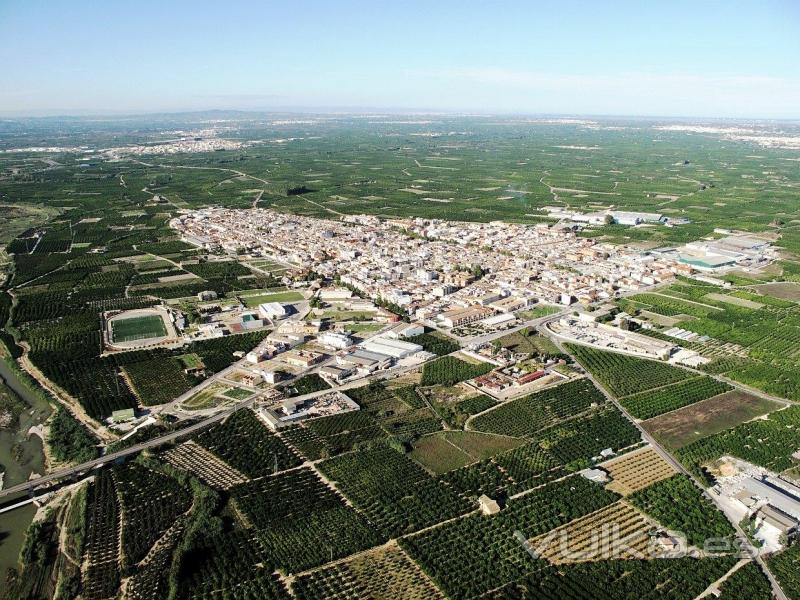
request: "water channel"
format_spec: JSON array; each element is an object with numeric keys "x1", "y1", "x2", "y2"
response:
[{"x1": 0, "y1": 356, "x2": 52, "y2": 579}]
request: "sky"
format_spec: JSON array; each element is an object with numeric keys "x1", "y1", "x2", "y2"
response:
[{"x1": 1, "y1": 0, "x2": 799, "y2": 119}]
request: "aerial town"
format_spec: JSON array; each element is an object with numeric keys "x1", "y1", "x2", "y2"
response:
[
  {"x1": 172, "y1": 207, "x2": 693, "y2": 321},
  {"x1": 1, "y1": 117, "x2": 797, "y2": 600},
  {"x1": 1, "y1": 8, "x2": 799, "y2": 593}
]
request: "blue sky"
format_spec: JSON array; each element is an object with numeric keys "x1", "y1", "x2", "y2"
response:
[{"x1": 1, "y1": 0, "x2": 799, "y2": 118}]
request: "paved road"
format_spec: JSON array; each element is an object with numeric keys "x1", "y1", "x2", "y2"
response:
[
  {"x1": 0, "y1": 399, "x2": 255, "y2": 502},
  {"x1": 0, "y1": 347, "x2": 427, "y2": 503}
]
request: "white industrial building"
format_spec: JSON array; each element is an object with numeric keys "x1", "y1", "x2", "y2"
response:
[
  {"x1": 337, "y1": 349, "x2": 393, "y2": 374},
  {"x1": 385, "y1": 322, "x2": 425, "y2": 339},
  {"x1": 741, "y1": 477, "x2": 800, "y2": 522},
  {"x1": 319, "y1": 364, "x2": 355, "y2": 382},
  {"x1": 609, "y1": 211, "x2": 664, "y2": 226},
  {"x1": 258, "y1": 302, "x2": 287, "y2": 320},
  {"x1": 481, "y1": 312, "x2": 516, "y2": 327},
  {"x1": 318, "y1": 331, "x2": 353, "y2": 350},
  {"x1": 359, "y1": 336, "x2": 423, "y2": 359}
]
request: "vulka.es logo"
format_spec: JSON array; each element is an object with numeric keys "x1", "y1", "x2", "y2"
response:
[{"x1": 514, "y1": 528, "x2": 760, "y2": 562}]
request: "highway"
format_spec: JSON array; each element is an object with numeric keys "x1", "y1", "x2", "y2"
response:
[
  {"x1": 0, "y1": 398, "x2": 255, "y2": 502},
  {"x1": 0, "y1": 350, "x2": 428, "y2": 503}
]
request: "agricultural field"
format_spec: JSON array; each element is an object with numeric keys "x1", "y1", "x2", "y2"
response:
[
  {"x1": 768, "y1": 543, "x2": 800, "y2": 600},
  {"x1": 489, "y1": 556, "x2": 738, "y2": 599},
  {"x1": 567, "y1": 344, "x2": 692, "y2": 398},
  {"x1": 195, "y1": 407, "x2": 302, "y2": 477},
  {"x1": 627, "y1": 474, "x2": 736, "y2": 547},
  {"x1": 123, "y1": 357, "x2": 195, "y2": 405},
  {"x1": 630, "y1": 280, "x2": 800, "y2": 401},
  {"x1": 407, "y1": 331, "x2": 460, "y2": 356},
  {"x1": 410, "y1": 431, "x2": 524, "y2": 474},
  {"x1": 470, "y1": 378, "x2": 604, "y2": 437},
  {"x1": 410, "y1": 434, "x2": 476, "y2": 473},
  {"x1": 716, "y1": 561, "x2": 774, "y2": 600},
  {"x1": 420, "y1": 356, "x2": 493, "y2": 386},
  {"x1": 293, "y1": 543, "x2": 444, "y2": 600},
  {"x1": 230, "y1": 467, "x2": 382, "y2": 572},
  {"x1": 81, "y1": 472, "x2": 121, "y2": 600},
  {"x1": 415, "y1": 384, "x2": 492, "y2": 429},
  {"x1": 439, "y1": 442, "x2": 564, "y2": 500},
  {"x1": 161, "y1": 441, "x2": 248, "y2": 490},
  {"x1": 755, "y1": 282, "x2": 800, "y2": 302},
  {"x1": 603, "y1": 447, "x2": 676, "y2": 496},
  {"x1": 619, "y1": 376, "x2": 732, "y2": 421},
  {"x1": 318, "y1": 446, "x2": 472, "y2": 537},
  {"x1": 532, "y1": 405, "x2": 642, "y2": 467},
  {"x1": 305, "y1": 409, "x2": 388, "y2": 455},
  {"x1": 643, "y1": 389, "x2": 781, "y2": 449},
  {"x1": 439, "y1": 402, "x2": 641, "y2": 501},
  {"x1": 400, "y1": 475, "x2": 620, "y2": 598},
  {"x1": 347, "y1": 380, "x2": 444, "y2": 438},
  {"x1": 528, "y1": 501, "x2": 655, "y2": 564},
  {"x1": 675, "y1": 404, "x2": 800, "y2": 480},
  {"x1": 455, "y1": 393, "x2": 496, "y2": 416},
  {"x1": 112, "y1": 461, "x2": 192, "y2": 566},
  {"x1": 496, "y1": 328, "x2": 561, "y2": 356}
]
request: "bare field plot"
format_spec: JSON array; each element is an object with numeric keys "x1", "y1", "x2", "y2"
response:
[
  {"x1": 180, "y1": 382, "x2": 232, "y2": 411},
  {"x1": 603, "y1": 447, "x2": 676, "y2": 496},
  {"x1": 241, "y1": 290, "x2": 303, "y2": 307},
  {"x1": 643, "y1": 390, "x2": 780, "y2": 449},
  {"x1": 705, "y1": 292, "x2": 763, "y2": 309},
  {"x1": 755, "y1": 282, "x2": 800, "y2": 302},
  {"x1": 497, "y1": 329, "x2": 559, "y2": 355}
]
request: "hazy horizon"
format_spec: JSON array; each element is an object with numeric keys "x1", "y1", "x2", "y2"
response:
[
  {"x1": 2, "y1": 107, "x2": 800, "y2": 123},
  {"x1": 2, "y1": 0, "x2": 799, "y2": 119}
]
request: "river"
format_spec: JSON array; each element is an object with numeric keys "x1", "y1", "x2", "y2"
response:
[{"x1": 0, "y1": 356, "x2": 52, "y2": 579}]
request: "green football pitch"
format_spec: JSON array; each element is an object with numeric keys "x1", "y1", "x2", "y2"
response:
[{"x1": 111, "y1": 315, "x2": 167, "y2": 342}]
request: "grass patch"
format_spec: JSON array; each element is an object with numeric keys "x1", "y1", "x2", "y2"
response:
[
  {"x1": 644, "y1": 390, "x2": 782, "y2": 449},
  {"x1": 241, "y1": 290, "x2": 304, "y2": 307},
  {"x1": 410, "y1": 434, "x2": 475, "y2": 474},
  {"x1": 111, "y1": 314, "x2": 166, "y2": 343}
]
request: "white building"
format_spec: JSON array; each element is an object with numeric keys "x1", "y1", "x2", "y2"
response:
[
  {"x1": 385, "y1": 322, "x2": 425, "y2": 339},
  {"x1": 319, "y1": 331, "x2": 353, "y2": 350},
  {"x1": 258, "y1": 302, "x2": 287, "y2": 320},
  {"x1": 417, "y1": 269, "x2": 438, "y2": 282},
  {"x1": 609, "y1": 211, "x2": 664, "y2": 226},
  {"x1": 359, "y1": 336, "x2": 423, "y2": 359},
  {"x1": 319, "y1": 364, "x2": 354, "y2": 382},
  {"x1": 258, "y1": 370, "x2": 280, "y2": 385}
]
